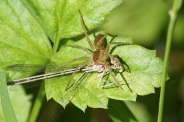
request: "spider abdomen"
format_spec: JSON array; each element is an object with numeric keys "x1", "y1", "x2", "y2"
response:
[{"x1": 93, "y1": 50, "x2": 105, "y2": 64}]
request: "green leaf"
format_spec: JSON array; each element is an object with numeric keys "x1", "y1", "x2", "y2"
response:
[
  {"x1": 45, "y1": 34, "x2": 164, "y2": 111},
  {"x1": 20, "y1": 0, "x2": 123, "y2": 42},
  {"x1": 0, "y1": 0, "x2": 52, "y2": 80}
]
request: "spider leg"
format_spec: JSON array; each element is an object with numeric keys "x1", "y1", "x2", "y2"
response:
[
  {"x1": 65, "y1": 70, "x2": 78, "y2": 91},
  {"x1": 65, "y1": 72, "x2": 88, "y2": 103},
  {"x1": 105, "y1": 41, "x2": 133, "y2": 56},
  {"x1": 50, "y1": 57, "x2": 90, "y2": 72},
  {"x1": 101, "y1": 80, "x2": 116, "y2": 88},
  {"x1": 97, "y1": 70, "x2": 106, "y2": 87},
  {"x1": 67, "y1": 45, "x2": 93, "y2": 54},
  {"x1": 97, "y1": 73, "x2": 117, "y2": 88},
  {"x1": 96, "y1": 68, "x2": 115, "y2": 88},
  {"x1": 65, "y1": 61, "x2": 90, "y2": 91},
  {"x1": 72, "y1": 72, "x2": 88, "y2": 90},
  {"x1": 108, "y1": 55, "x2": 132, "y2": 91},
  {"x1": 78, "y1": 10, "x2": 94, "y2": 50},
  {"x1": 103, "y1": 61, "x2": 124, "y2": 90},
  {"x1": 104, "y1": 41, "x2": 132, "y2": 72}
]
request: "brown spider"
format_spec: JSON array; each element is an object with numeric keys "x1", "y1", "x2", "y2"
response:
[{"x1": 61, "y1": 10, "x2": 132, "y2": 90}]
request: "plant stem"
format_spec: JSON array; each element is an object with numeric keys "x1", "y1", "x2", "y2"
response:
[
  {"x1": 28, "y1": 84, "x2": 45, "y2": 122},
  {"x1": 157, "y1": 0, "x2": 182, "y2": 122}
]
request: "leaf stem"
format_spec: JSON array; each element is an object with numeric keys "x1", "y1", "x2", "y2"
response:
[
  {"x1": 157, "y1": 0, "x2": 182, "y2": 122},
  {"x1": 53, "y1": 33, "x2": 61, "y2": 53},
  {"x1": 28, "y1": 84, "x2": 45, "y2": 122}
]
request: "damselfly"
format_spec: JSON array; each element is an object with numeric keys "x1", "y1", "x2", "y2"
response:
[{"x1": 6, "y1": 64, "x2": 107, "y2": 85}]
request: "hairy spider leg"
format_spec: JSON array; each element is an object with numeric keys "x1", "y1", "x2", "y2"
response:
[
  {"x1": 105, "y1": 41, "x2": 133, "y2": 56},
  {"x1": 103, "y1": 60, "x2": 124, "y2": 90},
  {"x1": 78, "y1": 10, "x2": 94, "y2": 50},
  {"x1": 50, "y1": 57, "x2": 89, "y2": 72},
  {"x1": 64, "y1": 72, "x2": 88, "y2": 104},
  {"x1": 96, "y1": 70, "x2": 106, "y2": 87},
  {"x1": 67, "y1": 45, "x2": 93, "y2": 54},
  {"x1": 96, "y1": 69, "x2": 117, "y2": 88},
  {"x1": 69, "y1": 34, "x2": 107, "y2": 55},
  {"x1": 106, "y1": 41, "x2": 133, "y2": 71},
  {"x1": 65, "y1": 61, "x2": 90, "y2": 91}
]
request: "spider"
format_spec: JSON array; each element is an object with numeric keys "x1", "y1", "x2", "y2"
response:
[{"x1": 55, "y1": 10, "x2": 132, "y2": 90}]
